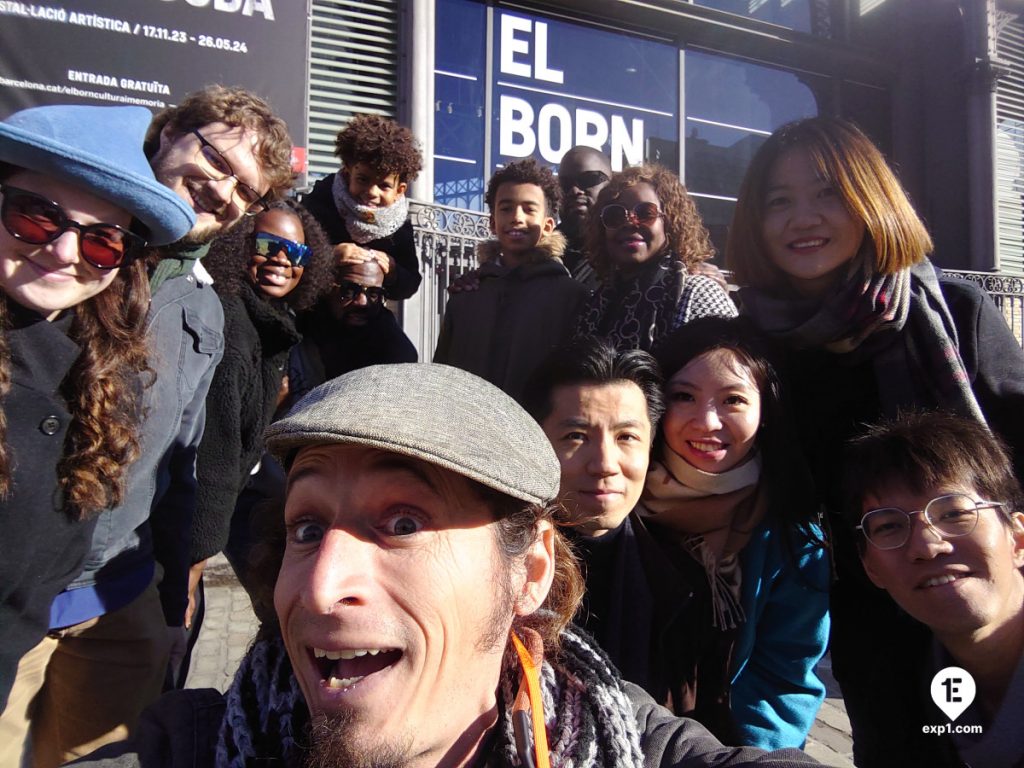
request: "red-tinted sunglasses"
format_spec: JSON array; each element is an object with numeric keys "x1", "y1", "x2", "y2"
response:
[
  {"x1": 0, "y1": 184, "x2": 145, "y2": 269},
  {"x1": 599, "y1": 201, "x2": 664, "y2": 229}
]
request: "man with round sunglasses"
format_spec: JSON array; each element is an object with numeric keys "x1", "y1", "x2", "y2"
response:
[
  {"x1": 841, "y1": 412, "x2": 1024, "y2": 767},
  {"x1": 3, "y1": 87, "x2": 297, "y2": 767},
  {"x1": 289, "y1": 258, "x2": 417, "y2": 400},
  {"x1": 0, "y1": 102, "x2": 193, "y2": 763}
]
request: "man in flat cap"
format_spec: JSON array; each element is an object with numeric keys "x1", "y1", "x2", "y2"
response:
[{"x1": 77, "y1": 364, "x2": 819, "y2": 768}]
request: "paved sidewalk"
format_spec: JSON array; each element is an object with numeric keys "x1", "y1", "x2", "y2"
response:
[{"x1": 187, "y1": 554, "x2": 855, "y2": 765}]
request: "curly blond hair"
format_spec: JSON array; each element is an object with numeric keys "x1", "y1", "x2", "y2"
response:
[{"x1": 584, "y1": 164, "x2": 713, "y2": 279}]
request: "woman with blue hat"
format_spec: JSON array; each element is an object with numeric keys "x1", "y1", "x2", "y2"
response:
[{"x1": 0, "y1": 102, "x2": 194, "y2": 726}]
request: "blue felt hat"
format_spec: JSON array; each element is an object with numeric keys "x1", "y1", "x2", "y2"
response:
[{"x1": 0, "y1": 104, "x2": 194, "y2": 246}]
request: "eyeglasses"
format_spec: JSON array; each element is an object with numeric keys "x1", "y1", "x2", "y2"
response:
[
  {"x1": 857, "y1": 494, "x2": 1007, "y2": 550},
  {"x1": 599, "y1": 202, "x2": 663, "y2": 229},
  {"x1": 191, "y1": 129, "x2": 268, "y2": 216},
  {"x1": 0, "y1": 185, "x2": 145, "y2": 269},
  {"x1": 559, "y1": 170, "x2": 609, "y2": 192},
  {"x1": 336, "y1": 280, "x2": 386, "y2": 304},
  {"x1": 254, "y1": 232, "x2": 312, "y2": 267}
]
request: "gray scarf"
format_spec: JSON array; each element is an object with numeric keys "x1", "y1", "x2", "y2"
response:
[
  {"x1": 331, "y1": 172, "x2": 409, "y2": 244},
  {"x1": 216, "y1": 628, "x2": 645, "y2": 767}
]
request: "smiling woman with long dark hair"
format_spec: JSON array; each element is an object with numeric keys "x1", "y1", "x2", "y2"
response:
[{"x1": 0, "y1": 104, "x2": 193, "y2": 724}]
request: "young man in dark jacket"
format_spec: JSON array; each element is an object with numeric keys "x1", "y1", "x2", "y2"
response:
[{"x1": 433, "y1": 158, "x2": 589, "y2": 402}]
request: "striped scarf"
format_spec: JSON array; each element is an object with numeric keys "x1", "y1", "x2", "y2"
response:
[
  {"x1": 738, "y1": 259, "x2": 985, "y2": 424},
  {"x1": 216, "y1": 627, "x2": 645, "y2": 767}
]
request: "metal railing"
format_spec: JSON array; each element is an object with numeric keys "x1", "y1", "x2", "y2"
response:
[
  {"x1": 945, "y1": 270, "x2": 1024, "y2": 345},
  {"x1": 405, "y1": 200, "x2": 1024, "y2": 355}
]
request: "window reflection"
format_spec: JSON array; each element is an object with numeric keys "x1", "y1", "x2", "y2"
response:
[
  {"x1": 684, "y1": 50, "x2": 821, "y2": 259},
  {"x1": 691, "y1": 0, "x2": 833, "y2": 36}
]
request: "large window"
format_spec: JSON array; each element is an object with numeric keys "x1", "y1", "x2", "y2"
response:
[
  {"x1": 691, "y1": 0, "x2": 833, "y2": 36},
  {"x1": 684, "y1": 50, "x2": 821, "y2": 257}
]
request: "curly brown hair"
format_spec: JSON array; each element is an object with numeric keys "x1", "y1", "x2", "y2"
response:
[
  {"x1": 584, "y1": 164, "x2": 713, "y2": 279},
  {"x1": 334, "y1": 114, "x2": 423, "y2": 183},
  {"x1": 145, "y1": 85, "x2": 294, "y2": 202},
  {"x1": 485, "y1": 158, "x2": 561, "y2": 218},
  {"x1": 0, "y1": 260, "x2": 151, "y2": 519},
  {"x1": 203, "y1": 199, "x2": 334, "y2": 313}
]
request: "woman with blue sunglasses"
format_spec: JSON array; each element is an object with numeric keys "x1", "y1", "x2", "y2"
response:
[{"x1": 192, "y1": 200, "x2": 333, "y2": 585}]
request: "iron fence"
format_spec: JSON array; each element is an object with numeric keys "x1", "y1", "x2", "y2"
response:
[{"x1": 406, "y1": 200, "x2": 1024, "y2": 355}]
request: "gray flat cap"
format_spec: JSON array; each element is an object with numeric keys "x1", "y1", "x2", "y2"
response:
[{"x1": 265, "y1": 363, "x2": 561, "y2": 506}]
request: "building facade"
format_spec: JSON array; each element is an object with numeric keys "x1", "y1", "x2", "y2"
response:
[{"x1": 306, "y1": 0, "x2": 1024, "y2": 348}]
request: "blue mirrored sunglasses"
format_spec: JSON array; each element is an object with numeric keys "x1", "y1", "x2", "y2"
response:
[{"x1": 254, "y1": 232, "x2": 312, "y2": 267}]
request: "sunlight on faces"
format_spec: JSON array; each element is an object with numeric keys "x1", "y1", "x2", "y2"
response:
[
  {"x1": 604, "y1": 182, "x2": 666, "y2": 275},
  {"x1": 760, "y1": 149, "x2": 866, "y2": 299},
  {"x1": 331, "y1": 260, "x2": 385, "y2": 327},
  {"x1": 345, "y1": 162, "x2": 407, "y2": 209},
  {"x1": 149, "y1": 122, "x2": 268, "y2": 243},
  {"x1": 489, "y1": 182, "x2": 555, "y2": 259},
  {"x1": 558, "y1": 149, "x2": 611, "y2": 233},
  {"x1": 541, "y1": 381, "x2": 651, "y2": 537},
  {"x1": 662, "y1": 349, "x2": 761, "y2": 474},
  {"x1": 860, "y1": 484, "x2": 1024, "y2": 644},
  {"x1": 275, "y1": 444, "x2": 552, "y2": 768},
  {"x1": 0, "y1": 171, "x2": 124, "y2": 320},
  {"x1": 247, "y1": 209, "x2": 305, "y2": 300}
]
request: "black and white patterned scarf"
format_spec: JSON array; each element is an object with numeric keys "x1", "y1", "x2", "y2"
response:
[
  {"x1": 331, "y1": 172, "x2": 410, "y2": 244},
  {"x1": 215, "y1": 628, "x2": 645, "y2": 767},
  {"x1": 576, "y1": 251, "x2": 686, "y2": 352}
]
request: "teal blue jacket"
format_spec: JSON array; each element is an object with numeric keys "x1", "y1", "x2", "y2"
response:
[{"x1": 731, "y1": 521, "x2": 830, "y2": 750}]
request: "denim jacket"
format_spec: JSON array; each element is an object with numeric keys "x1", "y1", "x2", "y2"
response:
[{"x1": 61, "y1": 266, "x2": 225, "y2": 627}]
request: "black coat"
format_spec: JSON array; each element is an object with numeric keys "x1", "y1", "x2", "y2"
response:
[
  {"x1": 775, "y1": 272, "x2": 1024, "y2": 767},
  {"x1": 0, "y1": 308, "x2": 94, "y2": 709},
  {"x1": 302, "y1": 175, "x2": 422, "y2": 301},
  {"x1": 191, "y1": 285, "x2": 300, "y2": 563}
]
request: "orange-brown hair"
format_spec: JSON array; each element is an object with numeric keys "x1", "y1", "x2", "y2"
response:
[
  {"x1": 145, "y1": 85, "x2": 294, "y2": 202},
  {"x1": 584, "y1": 164, "x2": 713, "y2": 279},
  {"x1": 727, "y1": 117, "x2": 933, "y2": 290}
]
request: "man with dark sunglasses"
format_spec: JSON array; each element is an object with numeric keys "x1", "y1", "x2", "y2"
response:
[
  {"x1": 289, "y1": 259, "x2": 417, "y2": 402},
  {"x1": 557, "y1": 145, "x2": 612, "y2": 289},
  {"x1": 8, "y1": 86, "x2": 297, "y2": 764}
]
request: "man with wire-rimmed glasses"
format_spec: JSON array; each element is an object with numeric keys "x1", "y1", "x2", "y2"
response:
[{"x1": 842, "y1": 411, "x2": 1024, "y2": 768}]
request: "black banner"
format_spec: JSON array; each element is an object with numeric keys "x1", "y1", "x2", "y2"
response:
[{"x1": 0, "y1": 0, "x2": 310, "y2": 175}]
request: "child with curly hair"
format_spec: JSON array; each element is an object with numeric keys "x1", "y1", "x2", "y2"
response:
[{"x1": 302, "y1": 114, "x2": 423, "y2": 301}]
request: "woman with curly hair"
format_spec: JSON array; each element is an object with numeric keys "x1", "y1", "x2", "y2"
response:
[
  {"x1": 576, "y1": 164, "x2": 736, "y2": 351},
  {"x1": 726, "y1": 116, "x2": 1024, "y2": 765},
  {"x1": 302, "y1": 113, "x2": 423, "y2": 301},
  {"x1": 189, "y1": 200, "x2": 333, "y2": 577},
  {"x1": 0, "y1": 104, "x2": 193, "y2": 718}
]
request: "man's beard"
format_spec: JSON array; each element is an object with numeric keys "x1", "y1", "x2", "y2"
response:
[{"x1": 304, "y1": 711, "x2": 413, "y2": 768}]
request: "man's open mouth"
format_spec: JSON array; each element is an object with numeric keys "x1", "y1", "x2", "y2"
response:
[{"x1": 312, "y1": 647, "x2": 402, "y2": 689}]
